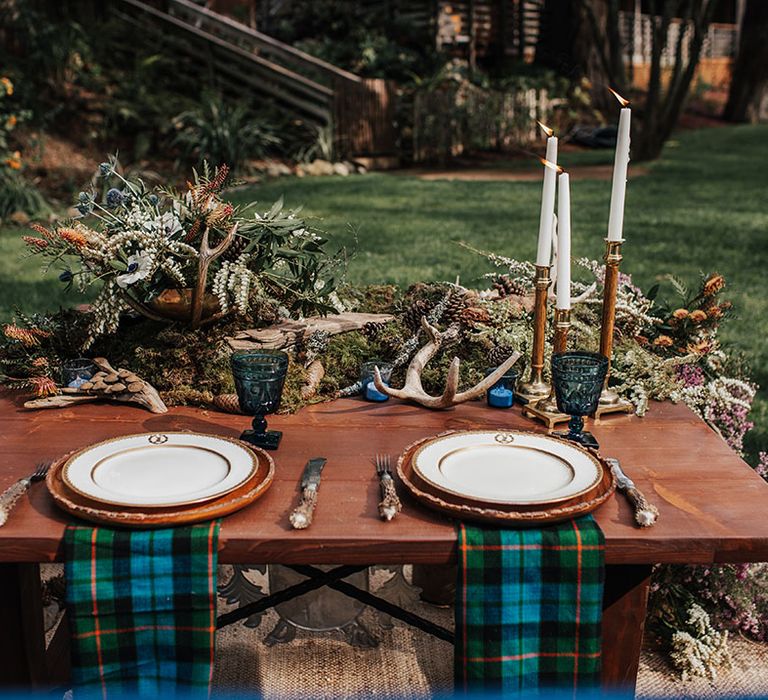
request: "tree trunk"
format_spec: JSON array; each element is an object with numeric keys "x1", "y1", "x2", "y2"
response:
[
  {"x1": 724, "y1": 0, "x2": 768, "y2": 123},
  {"x1": 632, "y1": 0, "x2": 718, "y2": 161}
]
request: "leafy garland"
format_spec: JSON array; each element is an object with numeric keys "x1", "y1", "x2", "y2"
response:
[{"x1": 0, "y1": 246, "x2": 762, "y2": 679}]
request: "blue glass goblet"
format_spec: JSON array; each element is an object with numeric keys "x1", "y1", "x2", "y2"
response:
[
  {"x1": 551, "y1": 351, "x2": 608, "y2": 450},
  {"x1": 231, "y1": 350, "x2": 289, "y2": 450}
]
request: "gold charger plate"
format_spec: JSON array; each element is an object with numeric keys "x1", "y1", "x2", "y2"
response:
[
  {"x1": 397, "y1": 430, "x2": 615, "y2": 526},
  {"x1": 46, "y1": 440, "x2": 274, "y2": 528}
]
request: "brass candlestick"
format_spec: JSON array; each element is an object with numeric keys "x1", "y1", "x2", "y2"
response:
[
  {"x1": 517, "y1": 265, "x2": 552, "y2": 403},
  {"x1": 522, "y1": 308, "x2": 571, "y2": 428},
  {"x1": 595, "y1": 238, "x2": 634, "y2": 419}
]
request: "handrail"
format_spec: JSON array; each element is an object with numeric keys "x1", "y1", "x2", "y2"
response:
[
  {"x1": 117, "y1": 0, "x2": 333, "y2": 101},
  {"x1": 167, "y1": 0, "x2": 362, "y2": 84}
]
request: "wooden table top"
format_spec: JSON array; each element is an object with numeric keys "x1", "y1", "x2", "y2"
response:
[{"x1": 1, "y1": 393, "x2": 767, "y2": 566}]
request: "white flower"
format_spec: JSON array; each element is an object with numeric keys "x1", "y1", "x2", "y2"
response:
[
  {"x1": 116, "y1": 252, "x2": 153, "y2": 288},
  {"x1": 145, "y1": 212, "x2": 182, "y2": 237}
]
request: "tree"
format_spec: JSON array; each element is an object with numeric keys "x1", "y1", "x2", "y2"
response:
[
  {"x1": 724, "y1": 0, "x2": 768, "y2": 123},
  {"x1": 581, "y1": 0, "x2": 720, "y2": 160}
]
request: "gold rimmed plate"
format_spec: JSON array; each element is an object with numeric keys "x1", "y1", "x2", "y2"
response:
[
  {"x1": 412, "y1": 430, "x2": 603, "y2": 506},
  {"x1": 62, "y1": 432, "x2": 257, "y2": 508}
]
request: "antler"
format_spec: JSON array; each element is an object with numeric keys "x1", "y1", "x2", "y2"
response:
[
  {"x1": 372, "y1": 317, "x2": 521, "y2": 409},
  {"x1": 190, "y1": 223, "x2": 237, "y2": 329}
]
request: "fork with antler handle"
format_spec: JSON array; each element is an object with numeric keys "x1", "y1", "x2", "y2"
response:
[
  {"x1": 0, "y1": 461, "x2": 51, "y2": 527},
  {"x1": 374, "y1": 454, "x2": 402, "y2": 521}
]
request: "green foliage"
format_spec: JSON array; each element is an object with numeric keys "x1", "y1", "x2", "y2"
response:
[{"x1": 172, "y1": 94, "x2": 282, "y2": 172}]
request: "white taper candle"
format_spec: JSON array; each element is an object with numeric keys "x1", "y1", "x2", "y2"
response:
[
  {"x1": 536, "y1": 136, "x2": 558, "y2": 266},
  {"x1": 556, "y1": 172, "x2": 571, "y2": 310},
  {"x1": 607, "y1": 107, "x2": 631, "y2": 242}
]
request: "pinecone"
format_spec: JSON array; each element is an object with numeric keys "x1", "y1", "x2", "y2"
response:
[
  {"x1": 493, "y1": 275, "x2": 528, "y2": 298},
  {"x1": 444, "y1": 291, "x2": 468, "y2": 324},
  {"x1": 460, "y1": 306, "x2": 491, "y2": 327},
  {"x1": 221, "y1": 235, "x2": 249, "y2": 263},
  {"x1": 363, "y1": 320, "x2": 388, "y2": 340},
  {"x1": 402, "y1": 299, "x2": 432, "y2": 333},
  {"x1": 213, "y1": 393, "x2": 244, "y2": 414},
  {"x1": 488, "y1": 344, "x2": 517, "y2": 367}
]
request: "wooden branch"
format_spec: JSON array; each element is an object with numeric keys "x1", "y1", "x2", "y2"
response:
[
  {"x1": 191, "y1": 224, "x2": 237, "y2": 329},
  {"x1": 227, "y1": 312, "x2": 395, "y2": 351},
  {"x1": 372, "y1": 316, "x2": 521, "y2": 409},
  {"x1": 24, "y1": 357, "x2": 167, "y2": 414}
]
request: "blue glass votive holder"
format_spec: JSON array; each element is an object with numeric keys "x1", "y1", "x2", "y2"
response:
[
  {"x1": 360, "y1": 360, "x2": 394, "y2": 402},
  {"x1": 485, "y1": 366, "x2": 518, "y2": 408},
  {"x1": 61, "y1": 358, "x2": 97, "y2": 389}
]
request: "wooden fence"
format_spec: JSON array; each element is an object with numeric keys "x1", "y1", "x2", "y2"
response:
[{"x1": 411, "y1": 82, "x2": 554, "y2": 164}]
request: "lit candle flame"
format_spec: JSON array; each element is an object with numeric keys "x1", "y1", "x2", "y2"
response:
[
  {"x1": 539, "y1": 158, "x2": 564, "y2": 174},
  {"x1": 608, "y1": 87, "x2": 630, "y2": 107},
  {"x1": 537, "y1": 121, "x2": 554, "y2": 137}
]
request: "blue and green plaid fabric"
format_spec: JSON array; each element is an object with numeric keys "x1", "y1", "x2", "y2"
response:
[
  {"x1": 455, "y1": 516, "x2": 605, "y2": 694},
  {"x1": 64, "y1": 522, "x2": 220, "y2": 697}
]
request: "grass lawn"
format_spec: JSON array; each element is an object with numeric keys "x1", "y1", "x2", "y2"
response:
[{"x1": 1, "y1": 124, "x2": 766, "y2": 459}]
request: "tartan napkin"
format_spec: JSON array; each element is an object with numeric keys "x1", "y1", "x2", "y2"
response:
[
  {"x1": 455, "y1": 516, "x2": 605, "y2": 694},
  {"x1": 64, "y1": 521, "x2": 220, "y2": 697}
]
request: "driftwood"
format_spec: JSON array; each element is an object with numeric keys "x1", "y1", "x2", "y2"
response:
[
  {"x1": 24, "y1": 358, "x2": 167, "y2": 414},
  {"x1": 373, "y1": 317, "x2": 521, "y2": 409},
  {"x1": 227, "y1": 312, "x2": 395, "y2": 351}
]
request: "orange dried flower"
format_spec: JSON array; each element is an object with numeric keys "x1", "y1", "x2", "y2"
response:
[
  {"x1": 3, "y1": 324, "x2": 50, "y2": 346},
  {"x1": 31, "y1": 357, "x2": 49, "y2": 369},
  {"x1": 0, "y1": 77, "x2": 13, "y2": 95},
  {"x1": 22, "y1": 236, "x2": 49, "y2": 250},
  {"x1": 689, "y1": 309, "x2": 707, "y2": 323},
  {"x1": 708, "y1": 305, "x2": 723, "y2": 319},
  {"x1": 653, "y1": 335, "x2": 673, "y2": 348},
  {"x1": 30, "y1": 376, "x2": 58, "y2": 398},
  {"x1": 703, "y1": 273, "x2": 725, "y2": 297},
  {"x1": 5, "y1": 150, "x2": 21, "y2": 170},
  {"x1": 672, "y1": 308, "x2": 689, "y2": 320},
  {"x1": 687, "y1": 340, "x2": 712, "y2": 355},
  {"x1": 58, "y1": 228, "x2": 87, "y2": 249},
  {"x1": 29, "y1": 223, "x2": 53, "y2": 239},
  {"x1": 5, "y1": 114, "x2": 17, "y2": 129}
]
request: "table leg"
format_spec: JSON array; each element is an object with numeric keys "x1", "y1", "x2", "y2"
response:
[
  {"x1": 601, "y1": 564, "x2": 653, "y2": 691},
  {"x1": 0, "y1": 563, "x2": 49, "y2": 686}
]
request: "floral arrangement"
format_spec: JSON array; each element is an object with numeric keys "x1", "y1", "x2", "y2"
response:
[{"x1": 22, "y1": 158, "x2": 342, "y2": 346}]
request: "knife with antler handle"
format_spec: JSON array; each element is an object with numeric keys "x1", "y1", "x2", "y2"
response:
[
  {"x1": 605, "y1": 457, "x2": 659, "y2": 528},
  {"x1": 289, "y1": 457, "x2": 327, "y2": 530}
]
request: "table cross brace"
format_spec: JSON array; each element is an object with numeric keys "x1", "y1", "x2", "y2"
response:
[{"x1": 288, "y1": 565, "x2": 455, "y2": 644}]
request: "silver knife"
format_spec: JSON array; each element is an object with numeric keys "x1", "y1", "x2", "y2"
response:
[
  {"x1": 605, "y1": 457, "x2": 659, "y2": 528},
  {"x1": 289, "y1": 457, "x2": 327, "y2": 530}
]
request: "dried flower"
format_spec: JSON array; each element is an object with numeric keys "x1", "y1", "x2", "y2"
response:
[
  {"x1": 30, "y1": 376, "x2": 58, "y2": 398},
  {"x1": 703, "y1": 274, "x2": 725, "y2": 297},
  {"x1": 22, "y1": 236, "x2": 49, "y2": 250},
  {"x1": 58, "y1": 228, "x2": 88, "y2": 249},
  {"x1": 0, "y1": 77, "x2": 13, "y2": 95},
  {"x1": 5, "y1": 150, "x2": 21, "y2": 170},
  {"x1": 31, "y1": 357, "x2": 49, "y2": 369},
  {"x1": 672, "y1": 308, "x2": 689, "y2": 320},
  {"x1": 98, "y1": 162, "x2": 113, "y2": 177},
  {"x1": 5, "y1": 114, "x2": 17, "y2": 129},
  {"x1": 653, "y1": 335, "x2": 674, "y2": 347},
  {"x1": 3, "y1": 324, "x2": 50, "y2": 347},
  {"x1": 690, "y1": 309, "x2": 707, "y2": 323},
  {"x1": 29, "y1": 223, "x2": 53, "y2": 239},
  {"x1": 687, "y1": 340, "x2": 712, "y2": 355}
]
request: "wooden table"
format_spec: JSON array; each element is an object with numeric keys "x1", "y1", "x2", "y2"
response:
[{"x1": 2, "y1": 393, "x2": 768, "y2": 691}]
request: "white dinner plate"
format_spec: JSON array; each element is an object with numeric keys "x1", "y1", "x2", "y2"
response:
[
  {"x1": 62, "y1": 432, "x2": 258, "y2": 508},
  {"x1": 411, "y1": 431, "x2": 602, "y2": 505}
]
